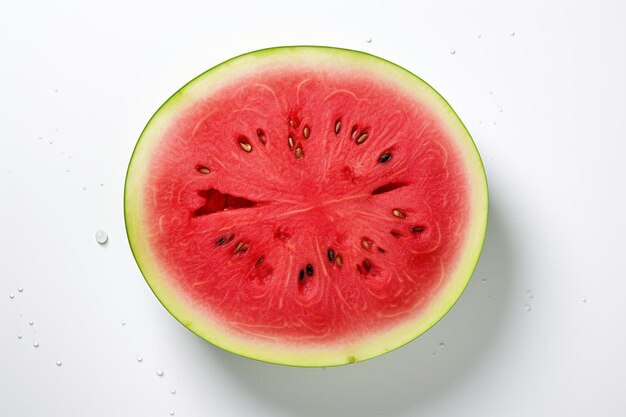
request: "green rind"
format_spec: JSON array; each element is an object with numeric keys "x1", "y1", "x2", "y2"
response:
[{"x1": 124, "y1": 46, "x2": 488, "y2": 367}]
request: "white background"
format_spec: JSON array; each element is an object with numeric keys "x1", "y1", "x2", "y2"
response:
[{"x1": 1, "y1": 0, "x2": 625, "y2": 416}]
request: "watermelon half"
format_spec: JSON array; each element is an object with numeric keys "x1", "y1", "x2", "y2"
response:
[{"x1": 124, "y1": 46, "x2": 488, "y2": 367}]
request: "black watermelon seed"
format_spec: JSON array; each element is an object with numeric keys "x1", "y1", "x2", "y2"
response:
[
  {"x1": 327, "y1": 249, "x2": 335, "y2": 262},
  {"x1": 306, "y1": 264, "x2": 313, "y2": 276},
  {"x1": 362, "y1": 259, "x2": 372, "y2": 272},
  {"x1": 215, "y1": 236, "x2": 227, "y2": 246},
  {"x1": 411, "y1": 226, "x2": 425, "y2": 233},
  {"x1": 379, "y1": 152, "x2": 392, "y2": 163},
  {"x1": 298, "y1": 269, "x2": 305, "y2": 281}
]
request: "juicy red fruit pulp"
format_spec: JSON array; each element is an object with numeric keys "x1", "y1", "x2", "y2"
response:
[{"x1": 147, "y1": 68, "x2": 469, "y2": 345}]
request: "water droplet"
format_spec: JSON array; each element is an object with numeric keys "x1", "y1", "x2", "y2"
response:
[
  {"x1": 38, "y1": 137, "x2": 42, "y2": 140},
  {"x1": 18, "y1": 287, "x2": 23, "y2": 292},
  {"x1": 82, "y1": 186, "x2": 87, "y2": 191},
  {"x1": 33, "y1": 342, "x2": 39, "y2": 348},
  {"x1": 481, "y1": 278, "x2": 486, "y2": 283},
  {"x1": 9, "y1": 294, "x2": 14, "y2": 299},
  {"x1": 170, "y1": 389, "x2": 176, "y2": 395},
  {"x1": 66, "y1": 169, "x2": 70, "y2": 173},
  {"x1": 120, "y1": 320, "x2": 126, "y2": 326},
  {"x1": 581, "y1": 297, "x2": 587, "y2": 303},
  {"x1": 477, "y1": 34, "x2": 482, "y2": 39},
  {"x1": 489, "y1": 91, "x2": 493, "y2": 95},
  {"x1": 48, "y1": 140, "x2": 54, "y2": 145},
  {"x1": 156, "y1": 369, "x2": 164, "y2": 377},
  {"x1": 54, "y1": 89, "x2": 58, "y2": 93},
  {"x1": 511, "y1": 31, "x2": 515, "y2": 36},
  {"x1": 366, "y1": 38, "x2": 372, "y2": 43},
  {"x1": 169, "y1": 411, "x2": 175, "y2": 416},
  {"x1": 450, "y1": 50, "x2": 456, "y2": 55},
  {"x1": 524, "y1": 304, "x2": 531, "y2": 312},
  {"x1": 56, "y1": 360, "x2": 62, "y2": 366},
  {"x1": 17, "y1": 333, "x2": 22, "y2": 339},
  {"x1": 95, "y1": 230, "x2": 108, "y2": 244},
  {"x1": 99, "y1": 183, "x2": 104, "y2": 187},
  {"x1": 439, "y1": 342, "x2": 445, "y2": 349},
  {"x1": 29, "y1": 320, "x2": 34, "y2": 326},
  {"x1": 527, "y1": 290, "x2": 534, "y2": 299},
  {"x1": 136, "y1": 356, "x2": 143, "y2": 363}
]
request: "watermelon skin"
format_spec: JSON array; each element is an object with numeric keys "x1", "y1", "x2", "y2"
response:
[{"x1": 125, "y1": 46, "x2": 488, "y2": 366}]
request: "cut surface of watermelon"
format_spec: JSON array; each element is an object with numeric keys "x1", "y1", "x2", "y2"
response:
[{"x1": 125, "y1": 46, "x2": 488, "y2": 366}]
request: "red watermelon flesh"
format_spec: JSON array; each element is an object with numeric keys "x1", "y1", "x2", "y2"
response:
[{"x1": 125, "y1": 47, "x2": 488, "y2": 366}]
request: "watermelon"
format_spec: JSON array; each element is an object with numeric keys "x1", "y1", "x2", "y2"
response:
[{"x1": 124, "y1": 46, "x2": 488, "y2": 366}]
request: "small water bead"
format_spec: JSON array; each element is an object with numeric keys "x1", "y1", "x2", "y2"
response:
[
  {"x1": 17, "y1": 333, "x2": 22, "y2": 339},
  {"x1": 524, "y1": 304, "x2": 531, "y2": 312},
  {"x1": 156, "y1": 369, "x2": 164, "y2": 377},
  {"x1": 136, "y1": 356, "x2": 143, "y2": 363},
  {"x1": 481, "y1": 278, "x2": 486, "y2": 283},
  {"x1": 170, "y1": 389, "x2": 176, "y2": 395},
  {"x1": 49, "y1": 140, "x2": 54, "y2": 145},
  {"x1": 366, "y1": 38, "x2": 372, "y2": 43},
  {"x1": 169, "y1": 411, "x2": 175, "y2": 416},
  {"x1": 582, "y1": 298, "x2": 587, "y2": 303},
  {"x1": 95, "y1": 230, "x2": 108, "y2": 244},
  {"x1": 33, "y1": 342, "x2": 40, "y2": 348},
  {"x1": 56, "y1": 360, "x2": 62, "y2": 367},
  {"x1": 121, "y1": 320, "x2": 126, "y2": 326},
  {"x1": 527, "y1": 290, "x2": 534, "y2": 299},
  {"x1": 450, "y1": 50, "x2": 456, "y2": 55},
  {"x1": 9, "y1": 294, "x2": 14, "y2": 299},
  {"x1": 29, "y1": 320, "x2": 34, "y2": 326},
  {"x1": 511, "y1": 31, "x2": 516, "y2": 36},
  {"x1": 439, "y1": 342, "x2": 445, "y2": 349}
]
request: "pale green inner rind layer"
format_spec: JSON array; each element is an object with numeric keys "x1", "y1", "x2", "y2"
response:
[{"x1": 124, "y1": 46, "x2": 488, "y2": 367}]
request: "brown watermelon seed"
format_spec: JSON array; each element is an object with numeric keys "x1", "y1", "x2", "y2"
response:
[
  {"x1": 289, "y1": 119, "x2": 296, "y2": 129},
  {"x1": 224, "y1": 234, "x2": 235, "y2": 244},
  {"x1": 334, "y1": 120, "x2": 342, "y2": 134},
  {"x1": 362, "y1": 259, "x2": 372, "y2": 272},
  {"x1": 336, "y1": 256, "x2": 343, "y2": 267},
  {"x1": 255, "y1": 256, "x2": 264, "y2": 266},
  {"x1": 256, "y1": 129, "x2": 267, "y2": 145},
  {"x1": 196, "y1": 165, "x2": 211, "y2": 174},
  {"x1": 377, "y1": 247, "x2": 386, "y2": 253},
  {"x1": 356, "y1": 132, "x2": 368, "y2": 145},
  {"x1": 379, "y1": 152, "x2": 391, "y2": 163},
  {"x1": 411, "y1": 226, "x2": 425, "y2": 233},
  {"x1": 239, "y1": 140, "x2": 252, "y2": 153},
  {"x1": 234, "y1": 241, "x2": 249, "y2": 254},
  {"x1": 361, "y1": 239, "x2": 372, "y2": 250},
  {"x1": 392, "y1": 208, "x2": 406, "y2": 219},
  {"x1": 303, "y1": 126, "x2": 310, "y2": 138},
  {"x1": 215, "y1": 236, "x2": 227, "y2": 246},
  {"x1": 327, "y1": 249, "x2": 335, "y2": 262},
  {"x1": 298, "y1": 269, "x2": 305, "y2": 281},
  {"x1": 390, "y1": 229, "x2": 403, "y2": 238},
  {"x1": 306, "y1": 264, "x2": 313, "y2": 276},
  {"x1": 295, "y1": 147, "x2": 303, "y2": 159},
  {"x1": 288, "y1": 136, "x2": 294, "y2": 149}
]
